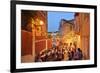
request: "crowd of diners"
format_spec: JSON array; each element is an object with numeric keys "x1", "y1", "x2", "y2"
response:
[{"x1": 35, "y1": 41, "x2": 83, "y2": 62}]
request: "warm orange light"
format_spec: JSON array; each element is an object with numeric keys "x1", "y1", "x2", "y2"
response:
[{"x1": 40, "y1": 20, "x2": 44, "y2": 25}]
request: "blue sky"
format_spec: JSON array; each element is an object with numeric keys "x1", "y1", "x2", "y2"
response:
[{"x1": 48, "y1": 11, "x2": 75, "y2": 32}]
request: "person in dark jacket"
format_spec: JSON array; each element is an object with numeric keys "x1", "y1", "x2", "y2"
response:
[{"x1": 73, "y1": 48, "x2": 83, "y2": 60}]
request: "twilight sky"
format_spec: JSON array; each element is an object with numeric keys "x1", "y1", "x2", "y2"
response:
[{"x1": 48, "y1": 11, "x2": 75, "y2": 32}]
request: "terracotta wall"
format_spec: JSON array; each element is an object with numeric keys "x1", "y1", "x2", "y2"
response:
[
  {"x1": 21, "y1": 31, "x2": 52, "y2": 56},
  {"x1": 74, "y1": 13, "x2": 90, "y2": 59},
  {"x1": 35, "y1": 40, "x2": 46, "y2": 55},
  {"x1": 21, "y1": 30, "x2": 32, "y2": 56},
  {"x1": 47, "y1": 39, "x2": 52, "y2": 49},
  {"x1": 35, "y1": 39, "x2": 52, "y2": 55}
]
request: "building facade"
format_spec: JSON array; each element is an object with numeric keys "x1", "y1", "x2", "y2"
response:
[
  {"x1": 59, "y1": 19, "x2": 75, "y2": 44},
  {"x1": 21, "y1": 10, "x2": 47, "y2": 62},
  {"x1": 74, "y1": 13, "x2": 90, "y2": 59},
  {"x1": 59, "y1": 13, "x2": 90, "y2": 60}
]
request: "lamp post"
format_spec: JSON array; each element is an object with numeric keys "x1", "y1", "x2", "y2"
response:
[{"x1": 39, "y1": 20, "x2": 48, "y2": 50}]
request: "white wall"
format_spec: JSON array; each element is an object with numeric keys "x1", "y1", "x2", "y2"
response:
[{"x1": 0, "y1": 0, "x2": 99, "y2": 73}]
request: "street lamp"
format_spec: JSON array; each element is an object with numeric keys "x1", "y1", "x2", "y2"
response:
[
  {"x1": 39, "y1": 20, "x2": 44, "y2": 25},
  {"x1": 39, "y1": 20, "x2": 48, "y2": 50}
]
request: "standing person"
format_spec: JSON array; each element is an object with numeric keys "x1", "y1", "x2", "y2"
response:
[
  {"x1": 52, "y1": 38, "x2": 56, "y2": 48},
  {"x1": 68, "y1": 43, "x2": 73, "y2": 51},
  {"x1": 68, "y1": 43, "x2": 74, "y2": 60},
  {"x1": 63, "y1": 48, "x2": 69, "y2": 61},
  {"x1": 68, "y1": 51, "x2": 73, "y2": 60},
  {"x1": 73, "y1": 49, "x2": 78, "y2": 60},
  {"x1": 56, "y1": 39, "x2": 60, "y2": 50},
  {"x1": 73, "y1": 48, "x2": 83, "y2": 60},
  {"x1": 77, "y1": 48, "x2": 83, "y2": 60}
]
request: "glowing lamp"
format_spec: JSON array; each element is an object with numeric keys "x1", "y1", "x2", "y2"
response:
[{"x1": 40, "y1": 20, "x2": 44, "y2": 25}]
